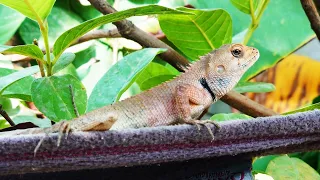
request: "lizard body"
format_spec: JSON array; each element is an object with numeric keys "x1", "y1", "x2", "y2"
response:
[{"x1": 1, "y1": 44, "x2": 259, "y2": 136}]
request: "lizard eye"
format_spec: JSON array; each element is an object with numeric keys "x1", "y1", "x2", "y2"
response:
[
  {"x1": 231, "y1": 48, "x2": 242, "y2": 57},
  {"x1": 216, "y1": 65, "x2": 225, "y2": 73}
]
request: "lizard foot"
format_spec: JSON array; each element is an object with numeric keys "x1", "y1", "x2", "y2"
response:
[
  {"x1": 33, "y1": 120, "x2": 72, "y2": 156},
  {"x1": 183, "y1": 119, "x2": 220, "y2": 140}
]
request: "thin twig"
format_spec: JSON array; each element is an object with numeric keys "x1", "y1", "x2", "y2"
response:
[
  {"x1": 69, "y1": 85, "x2": 79, "y2": 117},
  {"x1": 0, "y1": 105, "x2": 15, "y2": 126},
  {"x1": 88, "y1": 0, "x2": 277, "y2": 117},
  {"x1": 301, "y1": 0, "x2": 320, "y2": 41}
]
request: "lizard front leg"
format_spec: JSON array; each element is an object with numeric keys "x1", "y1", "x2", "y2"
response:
[{"x1": 174, "y1": 84, "x2": 220, "y2": 139}]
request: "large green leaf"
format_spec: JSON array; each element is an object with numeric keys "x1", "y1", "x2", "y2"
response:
[
  {"x1": 266, "y1": 156, "x2": 320, "y2": 179},
  {"x1": 0, "y1": 45, "x2": 44, "y2": 61},
  {"x1": 0, "y1": 68, "x2": 34, "y2": 101},
  {"x1": 53, "y1": 5, "x2": 189, "y2": 60},
  {"x1": 233, "y1": 82, "x2": 275, "y2": 93},
  {"x1": 31, "y1": 74, "x2": 87, "y2": 122},
  {"x1": 0, "y1": 66, "x2": 39, "y2": 95},
  {"x1": 0, "y1": 0, "x2": 55, "y2": 21},
  {"x1": 159, "y1": 7, "x2": 232, "y2": 60},
  {"x1": 230, "y1": 0, "x2": 258, "y2": 14},
  {"x1": 0, "y1": 5, "x2": 25, "y2": 44},
  {"x1": 87, "y1": 48, "x2": 166, "y2": 112},
  {"x1": 187, "y1": 0, "x2": 315, "y2": 80},
  {"x1": 18, "y1": 6, "x2": 82, "y2": 45},
  {"x1": 52, "y1": 52, "x2": 76, "y2": 74}
]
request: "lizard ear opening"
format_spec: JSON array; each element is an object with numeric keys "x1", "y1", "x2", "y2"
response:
[{"x1": 216, "y1": 65, "x2": 226, "y2": 74}]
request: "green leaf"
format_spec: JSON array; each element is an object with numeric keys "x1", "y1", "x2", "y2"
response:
[
  {"x1": 140, "y1": 75, "x2": 175, "y2": 91},
  {"x1": 253, "y1": 155, "x2": 280, "y2": 173},
  {"x1": 210, "y1": 113, "x2": 252, "y2": 122},
  {"x1": 52, "y1": 52, "x2": 76, "y2": 74},
  {"x1": 313, "y1": 96, "x2": 320, "y2": 104},
  {"x1": 87, "y1": 48, "x2": 166, "y2": 112},
  {"x1": 266, "y1": 156, "x2": 320, "y2": 179},
  {"x1": 0, "y1": 66, "x2": 39, "y2": 95},
  {"x1": 13, "y1": 116, "x2": 51, "y2": 128},
  {"x1": 73, "y1": 45, "x2": 96, "y2": 68},
  {"x1": 0, "y1": 68, "x2": 34, "y2": 101},
  {"x1": 0, "y1": 45, "x2": 44, "y2": 61},
  {"x1": 18, "y1": 6, "x2": 82, "y2": 45},
  {"x1": 159, "y1": 7, "x2": 232, "y2": 60},
  {"x1": 31, "y1": 74, "x2": 87, "y2": 122},
  {"x1": 282, "y1": 102, "x2": 320, "y2": 115},
  {"x1": 0, "y1": 5, "x2": 25, "y2": 44},
  {"x1": 69, "y1": 0, "x2": 101, "y2": 20},
  {"x1": 0, "y1": 0, "x2": 55, "y2": 21},
  {"x1": 53, "y1": 5, "x2": 188, "y2": 60},
  {"x1": 128, "y1": 0, "x2": 160, "y2": 4},
  {"x1": 136, "y1": 62, "x2": 174, "y2": 86},
  {"x1": 0, "y1": 97, "x2": 20, "y2": 117},
  {"x1": 230, "y1": 0, "x2": 259, "y2": 14},
  {"x1": 233, "y1": 82, "x2": 275, "y2": 93}
]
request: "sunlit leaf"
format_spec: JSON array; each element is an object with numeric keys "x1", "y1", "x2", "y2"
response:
[{"x1": 0, "y1": 0, "x2": 55, "y2": 21}]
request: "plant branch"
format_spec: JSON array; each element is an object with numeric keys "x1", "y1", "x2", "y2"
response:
[
  {"x1": 70, "y1": 29, "x2": 121, "y2": 46},
  {"x1": 220, "y1": 91, "x2": 277, "y2": 117},
  {"x1": 88, "y1": 0, "x2": 277, "y2": 117},
  {"x1": 301, "y1": 0, "x2": 320, "y2": 41},
  {"x1": 0, "y1": 105, "x2": 15, "y2": 126}
]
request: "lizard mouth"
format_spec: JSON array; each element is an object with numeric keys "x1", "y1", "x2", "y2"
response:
[{"x1": 241, "y1": 48, "x2": 259, "y2": 69}]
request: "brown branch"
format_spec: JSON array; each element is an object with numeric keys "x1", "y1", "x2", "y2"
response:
[
  {"x1": 70, "y1": 28, "x2": 121, "y2": 46},
  {"x1": 88, "y1": 0, "x2": 277, "y2": 117},
  {"x1": 0, "y1": 105, "x2": 15, "y2": 126},
  {"x1": 301, "y1": 0, "x2": 320, "y2": 40},
  {"x1": 220, "y1": 91, "x2": 277, "y2": 117}
]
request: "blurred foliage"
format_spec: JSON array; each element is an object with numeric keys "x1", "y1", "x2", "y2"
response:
[{"x1": 0, "y1": 0, "x2": 319, "y2": 178}]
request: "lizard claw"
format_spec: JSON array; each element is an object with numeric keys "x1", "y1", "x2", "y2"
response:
[
  {"x1": 57, "y1": 121, "x2": 71, "y2": 147},
  {"x1": 183, "y1": 119, "x2": 220, "y2": 140}
]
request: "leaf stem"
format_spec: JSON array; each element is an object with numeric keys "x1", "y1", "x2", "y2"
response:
[
  {"x1": 243, "y1": 0, "x2": 270, "y2": 45},
  {"x1": 23, "y1": 0, "x2": 52, "y2": 76},
  {"x1": 33, "y1": 39, "x2": 46, "y2": 77}
]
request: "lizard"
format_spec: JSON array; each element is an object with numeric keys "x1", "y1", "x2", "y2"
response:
[{"x1": 0, "y1": 43, "x2": 259, "y2": 145}]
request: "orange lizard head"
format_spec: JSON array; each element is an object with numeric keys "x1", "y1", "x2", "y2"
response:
[{"x1": 203, "y1": 43, "x2": 260, "y2": 97}]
